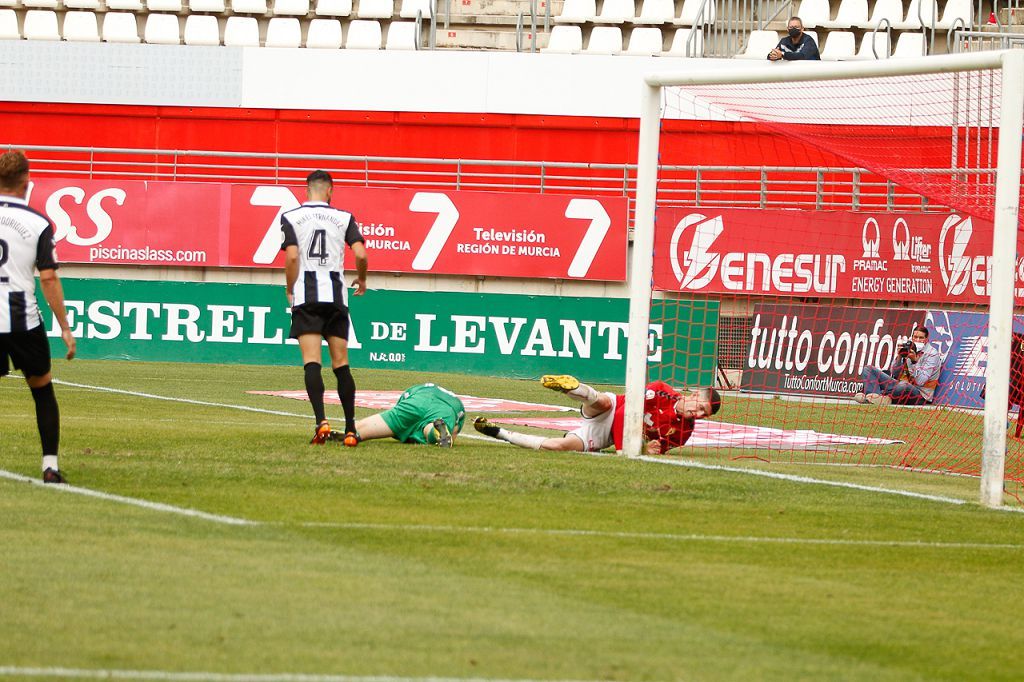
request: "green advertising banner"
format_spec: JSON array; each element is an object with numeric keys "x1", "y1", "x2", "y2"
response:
[{"x1": 43, "y1": 279, "x2": 718, "y2": 385}]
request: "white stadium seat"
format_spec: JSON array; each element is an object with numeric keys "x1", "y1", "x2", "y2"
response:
[
  {"x1": 224, "y1": 15, "x2": 259, "y2": 44},
  {"x1": 398, "y1": 0, "x2": 430, "y2": 18},
  {"x1": 232, "y1": 0, "x2": 268, "y2": 13},
  {"x1": 734, "y1": 29, "x2": 778, "y2": 58},
  {"x1": 63, "y1": 10, "x2": 100, "y2": 40},
  {"x1": 273, "y1": 0, "x2": 309, "y2": 14},
  {"x1": 0, "y1": 8, "x2": 20, "y2": 38},
  {"x1": 592, "y1": 0, "x2": 633, "y2": 23},
  {"x1": 855, "y1": 30, "x2": 890, "y2": 58},
  {"x1": 385, "y1": 20, "x2": 417, "y2": 48},
  {"x1": 305, "y1": 16, "x2": 341, "y2": 46},
  {"x1": 147, "y1": 0, "x2": 183, "y2": 10},
  {"x1": 541, "y1": 24, "x2": 582, "y2": 52},
  {"x1": 183, "y1": 14, "x2": 220, "y2": 44},
  {"x1": 892, "y1": 30, "x2": 926, "y2": 57},
  {"x1": 102, "y1": 12, "x2": 140, "y2": 42},
  {"x1": 189, "y1": 0, "x2": 226, "y2": 12},
  {"x1": 819, "y1": 30, "x2": 855, "y2": 59},
  {"x1": 265, "y1": 16, "x2": 300, "y2": 45},
  {"x1": 634, "y1": 0, "x2": 673, "y2": 24},
  {"x1": 624, "y1": 26, "x2": 662, "y2": 53},
  {"x1": 665, "y1": 26, "x2": 702, "y2": 55},
  {"x1": 584, "y1": 25, "x2": 621, "y2": 53},
  {"x1": 675, "y1": 0, "x2": 714, "y2": 25},
  {"x1": 143, "y1": 12, "x2": 181, "y2": 43},
  {"x1": 64, "y1": 0, "x2": 102, "y2": 9},
  {"x1": 314, "y1": 0, "x2": 351, "y2": 15},
  {"x1": 820, "y1": 0, "x2": 867, "y2": 28},
  {"x1": 936, "y1": 0, "x2": 972, "y2": 29},
  {"x1": 344, "y1": 18, "x2": 380, "y2": 47},
  {"x1": 795, "y1": 0, "x2": 830, "y2": 27},
  {"x1": 23, "y1": 0, "x2": 58, "y2": 9},
  {"x1": 553, "y1": 0, "x2": 595, "y2": 23},
  {"x1": 355, "y1": 0, "x2": 391, "y2": 18},
  {"x1": 904, "y1": 0, "x2": 938, "y2": 28},
  {"x1": 858, "y1": 0, "x2": 905, "y2": 29},
  {"x1": 0, "y1": 0, "x2": 22, "y2": 7},
  {"x1": 892, "y1": 0, "x2": 922, "y2": 28},
  {"x1": 106, "y1": 0, "x2": 144, "y2": 10},
  {"x1": 23, "y1": 10, "x2": 60, "y2": 39}
]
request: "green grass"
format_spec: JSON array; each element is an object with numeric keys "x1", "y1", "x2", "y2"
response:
[{"x1": 2, "y1": 360, "x2": 1024, "y2": 681}]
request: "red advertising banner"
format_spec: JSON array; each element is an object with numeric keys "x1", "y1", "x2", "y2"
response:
[
  {"x1": 653, "y1": 208, "x2": 1021, "y2": 304},
  {"x1": 26, "y1": 179, "x2": 627, "y2": 281}
]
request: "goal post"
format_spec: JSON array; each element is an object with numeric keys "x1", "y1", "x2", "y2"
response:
[{"x1": 624, "y1": 50, "x2": 1024, "y2": 507}]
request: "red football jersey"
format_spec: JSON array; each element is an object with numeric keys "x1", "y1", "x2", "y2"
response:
[{"x1": 611, "y1": 381, "x2": 694, "y2": 452}]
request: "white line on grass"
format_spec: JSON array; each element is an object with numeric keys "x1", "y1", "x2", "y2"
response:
[
  {"x1": 0, "y1": 469, "x2": 255, "y2": 526},
  {"x1": 0, "y1": 668, "x2": 601, "y2": 682}
]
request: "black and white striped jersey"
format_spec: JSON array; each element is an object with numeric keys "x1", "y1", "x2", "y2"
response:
[
  {"x1": 0, "y1": 194, "x2": 58, "y2": 334},
  {"x1": 281, "y1": 201, "x2": 364, "y2": 308}
]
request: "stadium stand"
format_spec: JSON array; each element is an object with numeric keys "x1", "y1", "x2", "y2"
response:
[
  {"x1": 854, "y1": 29, "x2": 891, "y2": 57},
  {"x1": 541, "y1": 23, "x2": 582, "y2": 51},
  {"x1": 63, "y1": 10, "x2": 101, "y2": 40},
  {"x1": 554, "y1": 0, "x2": 595, "y2": 23},
  {"x1": 224, "y1": 15, "x2": 260, "y2": 44},
  {"x1": 306, "y1": 16, "x2": 342, "y2": 45},
  {"x1": 860, "y1": 0, "x2": 906, "y2": 28},
  {"x1": 936, "y1": 0, "x2": 973, "y2": 28},
  {"x1": 819, "y1": 0, "x2": 868, "y2": 28},
  {"x1": 592, "y1": 0, "x2": 634, "y2": 24},
  {"x1": 189, "y1": 0, "x2": 226, "y2": 12},
  {"x1": 23, "y1": 9, "x2": 59, "y2": 39},
  {"x1": 143, "y1": 12, "x2": 181, "y2": 42},
  {"x1": 345, "y1": 17, "x2": 381, "y2": 46},
  {"x1": 584, "y1": 24, "x2": 622, "y2": 51},
  {"x1": 102, "y1": 12, "x2": 141, "y2": 41},
  {"x1": 634, "y1": 0, "x2": 674, "y2": 24},
  {"x1": 398, "y1": 0, "x2": 431, "y2": 19},
  {"x1": 314, "y1": 0, "x2": 352, "y2": 15},
  {"x1": 147, "y1": 0, "x2": 183, "y2": 11},
  {"x1": 233, "y1": 0, "x2": 270, "y2": 14},
  {"x1": 108, "y1": 0, "x2": 145, "y2": 11},
  {"x1": 734, "y1": 29, "x2": 778, "y2": 58},
  {"x1": 355, "y1": 0, "x2": 392, "y2": 19},
  {"x1": 274, "y1": 0, "x2": 310, "y2": 15},
  {"x1": 892, "y1": 30, "x2": 926, "y2": 56},
  {"x1": 183, "y1": 13, "x2": 220, "y2": 44},
  {"x1": 624, "y1": 25, "x2": 663, "y2": 52},
  {"x1": 265, "y1": 16, "x2": 301, "y2": 45},
  {"x1": 0, "y1": 8, "x2": 17, "y2": 38},
  {"x1": 665, "y1": 25, "x2": 701, "y2": 55},
  {"x1": 65, "y1": 0, "x2": 103, "y2": 9},
  {"x1": 796, "y1": 0, "x2": 831, "y2": 27},
  {"x1": 675, "y1": 0, "x2": 714, "y2": 25},
  {"x1": 819, "y1": 29, "x2": 856, "y2": 58},
  {"x1": 385, "y1": 20, "x2": 417, "y2": 48}
]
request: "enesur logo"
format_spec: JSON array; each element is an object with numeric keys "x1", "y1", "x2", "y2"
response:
[
  {"x1": 668, "y1": 212, "x2": 846, "y2": 294},
  {"x1": 938, "y1": 214, "x2": 975, "y2": 296}
]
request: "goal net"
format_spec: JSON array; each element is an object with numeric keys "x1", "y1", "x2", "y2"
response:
[{"x1": 625, "y1": 52, "x2": 1024, "y2": 507}]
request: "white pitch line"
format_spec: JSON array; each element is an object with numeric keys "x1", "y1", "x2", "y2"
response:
[
  {"x1": 0, "y1": 668, "x2": 601, "y2": 682},
  {"x1": 0, "y1": 469, "x2": 255, "y2": 526}
]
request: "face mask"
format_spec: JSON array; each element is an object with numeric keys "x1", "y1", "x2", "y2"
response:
[
  {"x1": 914, "y1": 341, "x2": 927, "y2": 351},
  {"x1": 788, "y1": 27, "x2": 801, "y2": 38}
]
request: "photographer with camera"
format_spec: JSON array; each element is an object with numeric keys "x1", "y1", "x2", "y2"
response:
[{"x1": 854, "y1": 326, "x2": 941, "y2": 406}]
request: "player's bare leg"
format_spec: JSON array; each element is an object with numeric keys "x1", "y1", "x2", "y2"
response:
[{"x1": 473, "y1": 417, "x2": 584, "y2": 451}]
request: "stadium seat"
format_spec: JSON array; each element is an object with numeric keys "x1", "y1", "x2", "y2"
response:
[
  {"x1": 189, "y1": 0, "x2": 226, "y2": 12},
  {"x1": 858, "y1": 0, "x2": 905, "y2": 29},
  {"x1": 106, "y1": 0, "x2": 144, "y2": 10},
  {"x1": 385, "y1": 19, "x2": 417, "y2": 48},
  {"x1": 224, "y1": 15, "x2": 259, "y2": 44},
  {"x1": 101, "y1": 12, "x2": 140, "y2": 42},
  {"x1": 273, "y1": 0, "x2": 309, "y2": 14},
  {"x1": 634, "y1": 0, "x2": 673, "y2": 24},
  {"x1": 819, "y1": 0, "x2": 867, "y2": 28},
  {"x1": 795, "y1": 0, "x2": 830, "y2": 27},
  {"x1": 344, "y1": 18, "x2": 380, "y2": 47},
  {"x1": 584, "y1": 25, "x2": 621, "y2": 52},
  {"x1": 819, "y1": 29, "x2": 855, "y2": 59},
  {"x1": 398, "y1": 0, "x2": 430, "y2": 18},
  {"x1": 591, "y1": 0, "x2": 633, "y2": 24},
  {"x1": 23, "y1": 10, "x2": 59, "y2": 39},
  {"x1": 891, "y1": 0, "x2": 922, "y2": 28},
  {"x1": 305, "y1": 16, "x2": 341, "y2": 45},
  {"x1": 314, "y1": 0, "x2": 351, "y2": 15},
  {"x1": 63, "y1": 10, "x2": 100, "y2": 40},
  {"x1": 553, "y1": 0, "x2": 595, "y2": 23},
  {"x1": 665, "y1": 25, "x2": 702, "y2": 55},
  {"x1": 233, "y1": 0, "x2": 268, "y2": 13},
  {"x1": 734, "y1": 29, "x2": 778, "y2": 58},
  {"x1": 0, "y1": 9, "x2": 20, "y2": 38},
  {"x1": 892, "y1": 30, "x2": 926, "y2": 56},
  {"x1": 624, "y1": 26, "x2": 662, "y2": 53},
  {"x1": 64, "y1": 0, "x2": 103, "y2": 9},
  {"x1": 146, "y1": 0, "x2": 183, "y2": 10},
  {"x1": 901, "y1": 0, "x2": 938, "y2": 28},
  {"x1": 143, "y1": 12, "x2": 181, "y2": 43},
  {"x1": 265, "y1": 16, "x2": 300, "y2": 45},
  {"x1": 183, "y1": 14, "x2": 220, "y2": 44},
  {"x1": 23, "y1": 0, "x2": 57, "y2": 9},
  {"x1": 936, "y1": 0, "x2": 972, "y2": 29},
  {"x1": 674, "y1": 0, "x2": 714, "y2": 25},
  {"x1": 355, "y1": 0, "x2": 392, "y2": 18},
  {"x1": 855, "y1": 30, "x2": 890, "y2": 58},
  {"x1": 541, "y1": 24, "x2": 582, "y2": 52}
]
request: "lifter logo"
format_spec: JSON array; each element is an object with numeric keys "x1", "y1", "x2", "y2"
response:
[{"x1": 669, "y1": 213, "x2": 846, "y2": 294}]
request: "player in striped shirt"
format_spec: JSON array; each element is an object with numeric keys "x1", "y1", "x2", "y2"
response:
[
  {"x1": 0, "y1": 151, "x2": 76, "y2": 483},
  {"x1": 282, "y1": 170, "x2": 368, "y2": 445},
  {"x1": 474, "y1": 375, "x2": 721, "y2": 455}
]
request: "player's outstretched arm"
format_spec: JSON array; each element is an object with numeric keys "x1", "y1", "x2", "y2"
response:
[
  {"x1": 38, "y1": 268, "x2": 75, "y2": 360},
  {"x1": 351, "y1": 241, "x2": 368, "y2": 296}
]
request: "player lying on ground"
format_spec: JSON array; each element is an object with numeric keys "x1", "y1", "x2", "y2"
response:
[
  {"x1": 331, "y1": 383, "x2": 466, "y2": 448},
  {"x1": 474, "y1": 375, "x2": 721, "y2": 455}
]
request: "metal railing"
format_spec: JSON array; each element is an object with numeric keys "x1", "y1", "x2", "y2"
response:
[
  {"x1": 952, "y1": 28, "x2": 1024, "y2": 52},
  {"x1": 716, "y1": 0, "x2": 792, "y2": 58}
]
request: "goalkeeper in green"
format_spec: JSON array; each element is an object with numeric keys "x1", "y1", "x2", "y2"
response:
[{"x1": 337, "y1": 382, "x2": 466, "y2": 447}]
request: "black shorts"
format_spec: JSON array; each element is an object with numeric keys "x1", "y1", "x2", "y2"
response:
[
  {"x1": 289, "y1": 303, "x2": 350, "y2": 340},
  {"x1": 0, "y1": 324, "x2": 52, "y2": 379}
]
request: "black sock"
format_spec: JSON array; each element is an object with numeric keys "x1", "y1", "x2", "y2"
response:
[
  {"x1": 304, "y1": 362, "x2": 326, "y2": 425},
  {"x1": 30, "y1": 382, "x2": 60, "y2": 457},
  {"x1": 334, "y1": 365, "x2": 356, "y2": 433}
]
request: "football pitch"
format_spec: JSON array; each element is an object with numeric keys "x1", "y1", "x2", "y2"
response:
[{"x1": 2, "y1": 360, "x2": 1024, "y2": 681}]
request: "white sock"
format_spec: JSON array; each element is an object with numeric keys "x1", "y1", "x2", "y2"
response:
[
  {"x1": 498, "y1": 429, "x2": 546, "y2": 450},
  {"x1": 42, "y1": 455, "x2": 58, "y2": 472},
  {"x1": 567, "y1": 382, "x2": 601, "y2": 406}
]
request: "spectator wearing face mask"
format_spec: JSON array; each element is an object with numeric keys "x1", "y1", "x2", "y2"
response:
[
  {"x1": 854, "y1": 325, "x2": 942, "y2": 406},
  {"x1": 767, "y1": 17, "x2": 820, "y2": 61}
]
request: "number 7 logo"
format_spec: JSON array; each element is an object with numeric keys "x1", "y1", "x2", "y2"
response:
[
  {"x1": 410, "y1": 192, "x2": 459, "y2": 271},
  {"x1": 566, "y1": 199, "x2": 611, "y2": 278}
]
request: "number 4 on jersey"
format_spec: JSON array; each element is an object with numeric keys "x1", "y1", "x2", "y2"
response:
[{"x1": 308, "y1": 229, "x2": 328, "y2": 264}]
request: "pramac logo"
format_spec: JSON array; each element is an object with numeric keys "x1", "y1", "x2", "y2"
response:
[{"x1": 861, "y1": 217, "x2": 881, "y2": 258}]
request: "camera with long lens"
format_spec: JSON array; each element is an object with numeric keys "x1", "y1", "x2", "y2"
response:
[{"x1": 897, "y1": 340, "x2": 916, "y2": 358}]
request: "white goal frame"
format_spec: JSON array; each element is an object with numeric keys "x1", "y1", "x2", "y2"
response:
[{"x1": 624, "y1": 50, "x2": 1024, "y2": 507}]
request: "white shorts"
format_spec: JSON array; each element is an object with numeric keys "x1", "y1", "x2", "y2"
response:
[{"x1": 567, "y1": 391, "x2": 617, "y2": 452}]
